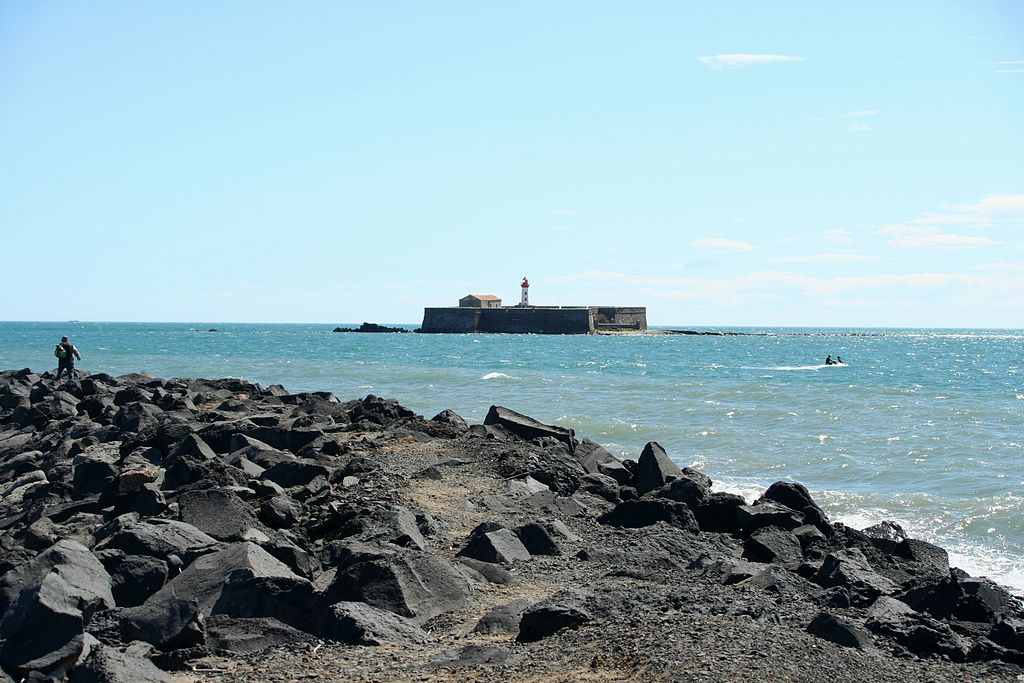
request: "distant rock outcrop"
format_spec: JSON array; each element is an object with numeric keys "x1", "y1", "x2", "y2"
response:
[{"x1": 333, "y1": 323, "x2": 408, "y2": 333}]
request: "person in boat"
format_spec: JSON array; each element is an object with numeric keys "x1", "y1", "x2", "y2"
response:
[
  {"x1": 825, "y1": 355, "x2": 834, "y2": 365},
  {"x1": 836, "y1": 356, "x2": 843, "y2": 364}
]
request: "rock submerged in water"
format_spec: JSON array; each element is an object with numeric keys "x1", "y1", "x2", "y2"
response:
[
  {"x1": 332, "y1": 323, "x2": 408, "y2": 333},
  {"x1": 0, "y1": 368, "x2": 1021, "y2": 680}
]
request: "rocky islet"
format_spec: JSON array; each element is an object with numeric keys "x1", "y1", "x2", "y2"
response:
[{"x1": 0, "y1": 368, "x2": 1021, "y2": 681}]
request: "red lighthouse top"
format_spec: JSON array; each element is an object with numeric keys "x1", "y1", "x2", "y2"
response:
[{"x1": 521, "y1": 277, "x2": 529, "y2": 288}]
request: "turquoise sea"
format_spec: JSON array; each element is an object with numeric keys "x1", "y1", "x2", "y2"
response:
[{"x1": 1, "y1": 322, "x2": 1022, "y2": 590}]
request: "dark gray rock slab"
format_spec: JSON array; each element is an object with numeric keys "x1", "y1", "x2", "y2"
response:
[
  {"x1": 743, "y1": 527, "x2": 804, "y2": 565},
  {"x1": 806, "y1": 611, "x2": 876, "y2": 651},
  {"x1": 67, "y1": 642, "x2": 173, "y2": 683},
  {"x1": 120, "y1": 596, "x2": 206, "y2": 651},
  {"x1": 654, "y1": 476, "x2": 710, "y2": 508},
  {"x1": 758, "y1": 480, "x2": 831, "y2": 534},
  {"x1": 260, "y1": 459, "x2": 333, "y2": 488},
  {"x1": 205, "y1": 615, "x2": 313, "y2": 654},
  {"x1": 109, "y1": 555, "x2": 168, "y2": 607},
  {"x1": 425, "y1": 644, "x2": 512, "y2": 669},
  {"x1": 319, "y1": 601, "x2": 428, "y2": 645},
  {"x1": 0, "y1": 572, "x2": 91, "y2": 674},
  {"x1": 865, "y1": 596, "x2": 971, "y2": 661},
  {"x1": 141, "y1": 541, "x2": 299, "y2": 617},
  {"x1": 457, "y1": 524, "x2": 531, "y2": 564},
  {"x1": 517, "y1": 595, "x2": 592, "y2": 643},
  {"x1": 472, "y1": 598, "x2": 532, "y2": 634},
  {"x1": 514, "y1": 520, "x2": 576, "y2": 556},
  {"x1": 575, "y1": 439, "x2": 631, "y2": 486},
  {"x1": 597, "y1": 499, "x2": 698, "y2": 531},
  {"x1": 900, "y1": 574, "x2": 1018, "y2": 623},
  {"x1": 813, "y1": 549, "x2": 898, "y2": 606},
  {"x1": 95, "y1": 519, "x2": 219, "y2": 562},
  {"x1": 259, "y1": 495, "x2": 303, "y2": 529},
  {"x1": 430, "y1": 409, "x2": 468, "y2": 431},
  {"x1": 736, "y1": 501, "x2": 805, "y2": 533},
  {"x1": 691, "y1": 491, "x2": 746, "y2": 533},
  {"x1": 212, "y1": 572, "x2": 316, "y2": 633},
  {"x1": 326, "y1": 550, "x2": 469, "y2": 624},
  {"x1": 634, "y1": 441, "x2": 682, "y2": 495},
  {"x1": 453, "y1": 557, "x2": 514, "y2": 585},
  {"x1": 483, "y1": 405, "x2": 575, "y2": 452},
  {"x1": 178, "y1": 488, "x2": 263, "y2": 542},
  {"x1": 0, "y1": 539, "x2": 114, "y2": 616}
]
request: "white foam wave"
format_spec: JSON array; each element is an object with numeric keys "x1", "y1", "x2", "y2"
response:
[
  {"x1": 743, "y1": 364, "x2": 848, "y2": 371},
  {"x1": 711, "y1": 479, "x2": 765, "y2": 504},
  {"x1": 480, "y1": 372, "x2": 513, "y2": 381},
  {"x1": 832, "y1": 510, "x2": 1024, "y2": 594}
]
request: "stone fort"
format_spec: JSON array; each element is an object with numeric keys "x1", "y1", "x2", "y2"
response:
[{"x1": 419, "y1": 278, "x2": 647, "y2": 334}]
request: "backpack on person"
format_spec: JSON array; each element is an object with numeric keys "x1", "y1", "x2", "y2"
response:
[{"x1": 54, "y1": 344, "x2": 67, "y2": 359}]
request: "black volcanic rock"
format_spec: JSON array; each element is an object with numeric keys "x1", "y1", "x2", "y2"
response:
[
  {"x1": 0, "y1": 369, "x2": 1020, "y2": 678},
  {"x1": 333, "y1": 323, "x2": 409, "y2": 333}
]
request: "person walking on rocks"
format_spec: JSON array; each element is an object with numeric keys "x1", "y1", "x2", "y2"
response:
[{"x1": 54, "y1": 336, "x2": 81, "y2": 382}]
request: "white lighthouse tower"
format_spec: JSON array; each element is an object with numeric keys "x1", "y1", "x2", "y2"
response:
[{"x1": 520, "y1": 277, "x2": 530, "y2": 307}]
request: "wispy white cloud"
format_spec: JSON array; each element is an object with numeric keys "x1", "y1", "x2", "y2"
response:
[
  {"x1": 995, "y1": 69, "x2": 1024, "y2": 74},
  {"x1": 823, "y1": 228, "x2": 854, "y2": 245},
  {"x1": 974, "y1": 261, "x2": 1024, "y2": 273},
  {"x1": 849, "y1": 122, "x2": 872, "y2": 132},
  {"x1": 888, "y1": 234, "x2": 997, "y2": 248},
  {"x1": 992, "y1": 60, "x2": 1024, "y2": 64},
  {"x1": 691, "y1": 237, "x2": 756, "y2": 252},
  {"x1": 949, "y1": 194, "x2": 1024, "y2": 215},
  {"x1": 885, "y1": 195, "x2": 1024, "y2": 238},
  {"x1": 877, "y1": 223, "x2": 932, "y2": 237},
  {"x1": 842, "y1": 110, "x2": 881, "y2": 118},
  {"x1": 697, "y1": 53, "x2": 802, "y2": 69},
  {"x1": 775, "y1": 253, "x2": 880, "y2": 263}
]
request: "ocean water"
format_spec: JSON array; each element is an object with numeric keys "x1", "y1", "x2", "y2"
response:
[{"x1": 1, "y1": 322, "x2": 1022, "y2": 590}]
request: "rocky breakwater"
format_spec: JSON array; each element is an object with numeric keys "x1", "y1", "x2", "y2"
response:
[{"x1": 0, "y1": 368, "x2": 1021, "y2": 682}]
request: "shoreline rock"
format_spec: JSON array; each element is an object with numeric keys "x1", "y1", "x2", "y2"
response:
[{"x1": 0, "y1": 368, "x2": 1020, "y2": 681}]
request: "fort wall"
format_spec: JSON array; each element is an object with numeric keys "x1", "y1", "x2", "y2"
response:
[{"x1": 419, "y1": 306, "x2": 647, "y2": 334}]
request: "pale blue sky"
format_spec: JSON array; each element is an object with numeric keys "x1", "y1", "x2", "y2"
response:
[{"x1": 2, "y1": 1, "x2": 1022, "y2": 326}]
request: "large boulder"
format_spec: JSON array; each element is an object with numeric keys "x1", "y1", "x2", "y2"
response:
[
  {"x1": 483, "y1": 406, "x2": 575, "y2": 453},
  {"x1": 735, "y1": 501, "x2": 804, "y2": 533},
  {"x1": 813, "y1": 549, "x2": 898, "y2": 606},
  {"x1": 634, "y1": 442, "x2": 683, "y2": 495},
  {"x1": 139, "y1": 542, "x2": 299, "y2": 616},
  {"x1": 758, "y1": 481, "x2": 831, "y2": 535},
  {"x1": 319, "y1": 601, "x2": 428, "y2": 645},
  {"x1": 260, "y1": 459, "x2": 333, "y2": 488},
  {"x1": 0, "y1": 574, "x2": 91, "y2": 674},
  {"x1": 0, "y1": 540, "x2": 114, "y2": 674},
  {"x1": 95, "y1": 518, "x2": 220, "y2": 562},
  {"x1": 178, "y1": 488, "x2": 264, "y2": 542},
  {"x1": 67, "y1": 642, "x2": 173, "y2": 683},
  {"x1": 326, "y1": 549, "x2": 469, "y2": 625},
  {"x1": 597, "y1": 499, "x2": 698, "y2": 531},
  {"x1": 516, "y1": 592, "x2": 592, "y2": 643},
  {"x1": 743, "y1": 527, "x2": 804, "y2": 565},
  {"x1": 0, "y1": 539, "x2": 113, "y2": 616},
  {"x1": 457, "y1": 524, "x2": 531, "y2": 565},
  {"x1": 806, "y1": 611, "x2": 875, "y2": 651},
  {"x1": 107, "y1": 554, "x2": 168, "y2": 607},
  {"x1": 865, "y1": 596, "x2": 971, "y2": 661},
  {"x1": 900, "y1": 574, "x2": 1018, "y2": 623},
  {"x1": 574, "y1": 439, "x2": 631, "y2": 486}
]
